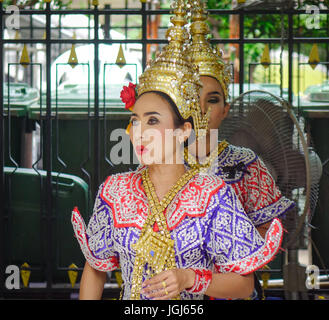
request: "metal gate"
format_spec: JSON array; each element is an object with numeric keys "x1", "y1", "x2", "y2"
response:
[{"x1": 1, "y1": 1, "x2": 329, "y2": 299}]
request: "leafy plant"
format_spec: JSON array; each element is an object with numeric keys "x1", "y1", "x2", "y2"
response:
[
  {"x1": 2, "y1": 0, "x2": 72, "y2": 9},
  {"x1": 205, "y1": 0, "x2": 328, "y2": 83}
]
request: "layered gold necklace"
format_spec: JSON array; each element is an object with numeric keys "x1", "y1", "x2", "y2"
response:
[
  {"x1": 130, "y1": 166, "x2": 199, "y2": 300},
  {"x1": 184, "y1": 140, "x2": 229, "y2": 172}
]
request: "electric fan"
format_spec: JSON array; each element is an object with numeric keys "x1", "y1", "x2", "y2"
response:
[{"x1": 218, "y1": 90, "x2": 323, "y2": 298}]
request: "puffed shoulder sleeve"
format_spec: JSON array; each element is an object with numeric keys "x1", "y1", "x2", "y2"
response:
[
  {"x1": 71, "y1": 183, "x2": 119, "y2": 272},
  {"x1": 242, "y1": 156, "x2": 295, "y2": 226},
  {"x1": 205, "y1": 184, "x2": 283, "y2": 275}
]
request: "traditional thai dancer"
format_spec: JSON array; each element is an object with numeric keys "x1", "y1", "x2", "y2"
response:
[{"x1": 71, "y1": 0, "x2": 284, "y2": 300}]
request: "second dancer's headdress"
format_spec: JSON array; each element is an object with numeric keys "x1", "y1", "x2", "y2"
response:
[{"x1": 187, "y1": 0, "x2": 231, "y2": 101}]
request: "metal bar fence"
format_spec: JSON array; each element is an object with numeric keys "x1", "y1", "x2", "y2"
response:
[{"x1": 1, "y1": 4, "x2": 329, "y2": 299}]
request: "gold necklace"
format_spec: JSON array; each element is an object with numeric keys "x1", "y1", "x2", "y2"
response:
[
  {"x1": 130, "y1": 167, "x2": 199, "y2": 300},
  {"x1": 184, "y1": 140, "x2": 229, "y2": 171}
]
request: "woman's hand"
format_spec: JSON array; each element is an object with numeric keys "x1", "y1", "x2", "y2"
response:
[{"x1": 141, "y1": 268, "x2": 195, "y2": 300}]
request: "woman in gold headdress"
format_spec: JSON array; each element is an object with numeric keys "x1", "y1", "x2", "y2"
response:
[
  {"x1": 71, "y1": 0, "x2": 284, "y2": 300},
  {"x1": 185, "y1": 0, "x2": 295, "y2": 239}
]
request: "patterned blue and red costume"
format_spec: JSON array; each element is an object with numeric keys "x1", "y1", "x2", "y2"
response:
[
  {"x1": 194, "y1": 144, "x2": 295, "y2": 226},
  {"x1": 72, "y1": 166, "x2": 284, "y2": 300}
]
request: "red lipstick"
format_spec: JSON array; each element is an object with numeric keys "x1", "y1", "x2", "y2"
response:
[{"x1": 135, "y1": 145, "x2": 148, "y2": 155}]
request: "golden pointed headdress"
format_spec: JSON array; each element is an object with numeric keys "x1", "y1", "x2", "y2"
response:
[
  {"x1": 137, "y1": 0, "x2": 207, "y2": 138},
  {"x1": 187, "y1": 0, "x2": 231, "y2": 101}
]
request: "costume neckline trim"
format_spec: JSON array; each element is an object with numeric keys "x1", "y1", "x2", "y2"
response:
[{"x1": 100, "y1": 170, "x2": 225, "y2": 230}]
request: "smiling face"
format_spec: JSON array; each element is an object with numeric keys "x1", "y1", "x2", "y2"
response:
[
  {"x1": 129, "y1": 92, "x2": 192, "y2": 166},
  {"x1": 200, "y1": 75, "x2": 230, "y2": 131}
]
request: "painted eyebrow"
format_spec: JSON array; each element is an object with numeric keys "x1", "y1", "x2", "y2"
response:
[
  {"x1": 144, "y1": 111, "x2": 161, "y2": 116},
  {"x1": 207, "y1": 91, "x2": 222, "y2": 96},
  {"x1": 130, "y1": 111, "x2": 161, "y2": 117}
]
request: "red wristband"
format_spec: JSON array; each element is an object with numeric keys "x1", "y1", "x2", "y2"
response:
[{"x1": 186, "y1": 268, "x2": 212, "y2": 294}]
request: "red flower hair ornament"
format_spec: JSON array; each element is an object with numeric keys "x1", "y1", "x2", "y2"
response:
[
  {"x1": 120, "y1": 82, "x2": 137, "y2": 134},
  {"x1": 120, "y1": 82, "x2": 137, "y2": 111}
]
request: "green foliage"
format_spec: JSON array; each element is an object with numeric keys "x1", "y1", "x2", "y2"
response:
[
  {"x1": 207, "y1": 0, "x2": 231, "y2": 9},
  {"x1": 2, "y1": 0, "x2": 72, "y2": 9},
  {"x1": 206, "y1": 0, "x2": 230, "y2": 40},
  {"x1": 206, "y1": 0, "x2": 328, "y2": 81},
  {"x1": 297, "y1": 0, "x2": 329, "y2": 8}
]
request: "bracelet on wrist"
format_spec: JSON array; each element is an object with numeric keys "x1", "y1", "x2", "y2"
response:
[{"x1": 186, "y1": 268, "x2": 212, "y2": 294}]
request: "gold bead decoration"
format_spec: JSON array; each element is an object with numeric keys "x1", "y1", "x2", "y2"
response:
[
  {"x1": 137, "y1": 0, "x2": 207, "y2": 139},
  {"x1": 130, "y1": 166, "x2": 199, "y2": 300},
  {"x1": 184, "y1": 140, "x2": 229, "y2": 172}
]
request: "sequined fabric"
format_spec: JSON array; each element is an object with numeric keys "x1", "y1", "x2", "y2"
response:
[
  {"x1": 72, "y1": 168, "x2": 283, "y2": 300},
  {"x1": 195, "y1": 144, "x2": 295, "y2": 226}
]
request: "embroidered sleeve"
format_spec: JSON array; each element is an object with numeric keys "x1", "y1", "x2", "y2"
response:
[
  {"x1": 71, "y1": 184, "x2": 119, "y2": 272},
  {"x1": 205, "y1": 184, "x2": 283, "y2": 275},
  {"x1": 235, "y1": 157, "x2": 295, "y2": 226}
]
